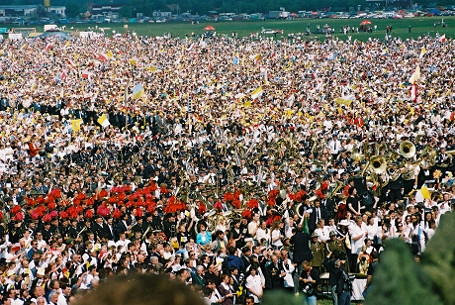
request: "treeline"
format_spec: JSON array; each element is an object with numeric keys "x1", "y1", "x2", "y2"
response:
[{"x1": 2, "y1": 0, "x2": 455, "y2": 15}]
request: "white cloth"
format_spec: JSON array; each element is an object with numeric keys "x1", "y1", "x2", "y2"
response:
[
  {"x1": 245, "y1": 274, "x2": 263, "y2": 303},
  {"x1": 349, "y1": 224, "x2": 366, "y2": 255},
  {"x1": 271, "y1": 229, "x2": 283, "y2": 248}
]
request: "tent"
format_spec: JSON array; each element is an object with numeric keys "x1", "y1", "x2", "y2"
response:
[
  {"x1": 37, "y1": 31, "x2": 71, "y2": 40},
  {"x1": 204, "y1": 25, "x2": 215, "y2": 31}
]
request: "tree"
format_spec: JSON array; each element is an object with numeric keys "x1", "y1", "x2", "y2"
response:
[
  {"x1": 119, "y1": 6, "x2": 134, "y2": 18},
  {"x1": 36, "y1": 5, "x2": 48, "y2": 17},
  {"x1": 65, "y1": 2, "x2": 81, "y2": 18},
  {"x1": 421, "y1": 212, "x2": 455, "y2": 305},
  {"x1": 365, "y1": 239, "x2": 442, "y2": 305}
]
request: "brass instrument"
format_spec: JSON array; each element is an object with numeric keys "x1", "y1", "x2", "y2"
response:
[
  {"x1": 292, "y1": 203, "x2": 305, "y2": 219},
  {"x1": 399, "y1": 141, "x2": 416, "y2": 159},
  {"x1": 363, "y1": 141, "x2": 376, "y2": 157},
  {"x1": 402, "y1": 160, "x2": 420, "y2": 180},
  {"x1": 376, "y1": 142, "x2": 388, "y2": 155},
  {"x1": 421, "y1": 145, "x2": 438, "y2": 165},
  {"x1": 351, "y1": 145, "x2": 365, "y2": 162},
  {"x1": 369, "y1": 156, "x2": 388, "y2": 175},
  {"x1": 442, "y1": 150, "x2": 455, "y2": 167},
  {"x1": 328, "y1": 180, "x2": 345, "y2": 198}
]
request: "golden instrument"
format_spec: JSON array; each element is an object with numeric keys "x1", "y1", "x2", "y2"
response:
[
  {"x1": 292, "y1": 203, "x2": 305, "y2": 219},
  {"x1": 369, "y1": 156, "x2": 388, "y2": 174},
  {"x1": 399, "y1": 141, "x2": 416, "y2": 159},
  {"x1": 351, "y1": 146, "x2": 365, "y2": 162},
  {"x1": 402, "y1": 160, "x2": 420, "y2": 180},
  {"x1": 329, "y1": 180, "x2": 344, "y2": 198},
  {"x1": 376, "y1": 142, "x2": 388, "y2": 156}
]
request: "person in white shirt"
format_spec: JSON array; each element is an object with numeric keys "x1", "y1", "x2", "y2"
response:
[
  {"x1": 255, "y1": 221, "x2": 270, "y2": 246},
  {"x1": 328, "y1": 134, "x2": 341, "y2": 157},
  {"x1": 313, "y1": 219, "x2": 331, "y2": 243},
  {"x1": 281, "y1": 249, "x2": 295, "y2": 291},
  {"x1": 248, "y1": 213, "x2": 260, "y2": 239},
  {"x1": 349, "y1": 216, "x2": 367, "y2": 272},
  {"x1": 245, "y1": 266, "x2": 264, "y2": 303},
  {"x1": 270, "y1": 222, "x2": 284, "y2": 249}
]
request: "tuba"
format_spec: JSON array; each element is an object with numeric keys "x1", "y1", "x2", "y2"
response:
[
  {"x1": 399, "y1": 141, "x2": 416, "y2": 159},
  {"x1": 292, "y1": 203, "x2": 305, "y2": 219},
  {"x1": 369, "y1": 156, "x2": 388, "y2": 175}
]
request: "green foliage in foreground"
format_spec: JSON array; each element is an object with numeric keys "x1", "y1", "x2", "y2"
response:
[
  {"x1": 421, "y1": 212, "x2": 455, "y2": 305},
  {"x1": 365, "y1": 239, "x2": 442, "y2": 305},
  {"x1": 365, "y1": 213, "x2": 455, "y2": 305}
]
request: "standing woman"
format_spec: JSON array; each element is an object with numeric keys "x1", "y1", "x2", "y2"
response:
[
  {"x1": 349, "y1": 216, "x2": 366, "y2": 273},
  {"x1": 217, "y1": 273, "x2": 235, "y2": 305},
  {"x1": 270, "y1": 221, "x2": 284, "y2": 250},
  {"x1": 347, "y1": 188, "x2": 364, "y2": 217},
  {"x1": 196, "y1": 223, "x2": 212, "y2": 247}
]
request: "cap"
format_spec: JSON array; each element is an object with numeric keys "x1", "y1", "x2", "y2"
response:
[
  {"x1": 329, "y1": 231, "x2": 337, "y2": 237},
  {"x1": 311, "y1": 232, "x2": 318, "y2": 238}
]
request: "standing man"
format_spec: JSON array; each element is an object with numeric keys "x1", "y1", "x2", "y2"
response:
[
  {"x1": 299, "y1": 260, "x2": 320, "y2": 305},
  {"x1": 291, "y1": 224, "x2": 312, "y2": 294},
  {"x1": 267, "y1": 254, "x2": 285, "y2": 290},
  {"x1": 335, "y1": 253, "x2": 351, "y2": 305}
]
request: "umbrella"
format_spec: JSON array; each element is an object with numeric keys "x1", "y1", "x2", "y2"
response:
[
  {"x1": 360, "y1": 20, "x2": 372, "y2": 25},
  {"x1": 204, "y1": 25, "x2": 215, "y2": 31}
]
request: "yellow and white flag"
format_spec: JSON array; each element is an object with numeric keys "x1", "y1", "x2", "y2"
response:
[
  {"x1": 97, "y1": 114, "x2": 110, "y2": 128},
  {"x1": 419, "y1": 46, "x2": 427, "y2": 59},
  {"x1": 251, "y1": 86, "x2": 263, "y2": 99},
  {"x1": 132, "y1": 84, "x2": 145, "y2": 99},
  {"x1": 409, "y1": 65, "x2": 421, "y2": 84},
  {"x1": 71, "y1": 119, "x2": 83, "y2": 133}
]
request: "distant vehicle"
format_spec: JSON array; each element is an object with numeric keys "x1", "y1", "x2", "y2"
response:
[
  {"x1": 250, "y1": 13, "x2": 263, "y2": 20},
  {"x1": 44, "y1": 24, "x2": 58, "y2": 32},
  {"x1": 268, "y1": 11, "x2": 290, "y2": 19},
  {"x1": 261, "y1": 28, "x2": 283, "y2": 35}
]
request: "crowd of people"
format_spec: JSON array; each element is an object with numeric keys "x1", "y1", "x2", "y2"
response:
[{"x1": 0, "y1": 29, "x2": 454, "y2": 305}]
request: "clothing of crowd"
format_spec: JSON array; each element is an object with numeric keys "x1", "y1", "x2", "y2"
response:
[{"x1": 0, "y1": 31, "x2": 454, "y2": 305}]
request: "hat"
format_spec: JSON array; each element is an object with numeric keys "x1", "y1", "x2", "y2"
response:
[
  {"x1": 329, "y1": 231, "x2": 337, "y2": 237},
  {"x1": 339, "y1": 219, "x2": 350, "y2": 227},
  {"x1": 311, "y1": 232, "x2": 318, "y2": 238}
]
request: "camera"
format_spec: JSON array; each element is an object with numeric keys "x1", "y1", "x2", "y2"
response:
[{"x1": 302, "y1": 284, "x2": 313, "y2": 294}]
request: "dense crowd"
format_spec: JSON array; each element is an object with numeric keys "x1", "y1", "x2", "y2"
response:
[{"x1": 0, "y1": 30, "x2": 454, "y2": 305}]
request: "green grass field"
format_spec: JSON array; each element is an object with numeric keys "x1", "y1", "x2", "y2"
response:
[{"x1": 8, "y1": 16, "x2": 454, "y2": 41}]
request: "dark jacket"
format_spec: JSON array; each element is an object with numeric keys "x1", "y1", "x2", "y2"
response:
[{"x1": 291, "y1": 230, "x2": 313, "y2": 264}]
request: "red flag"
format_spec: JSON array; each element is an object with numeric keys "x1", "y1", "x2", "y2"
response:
[
  {"x1": 439, "y1": 34, "x2": 447, "y2": 43},
  {"x1": 45, "y1": 43, "x2": 53, "y2": 52},
  {"x1": 81, "y1": 70, "x2": 90, "y2": 79},
  {"x1": 66, "y1": 58, "x2": 77, "y2": 70},
  {"x1": 98, "y1": 53, "x2": 108, "y2": 61}
]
